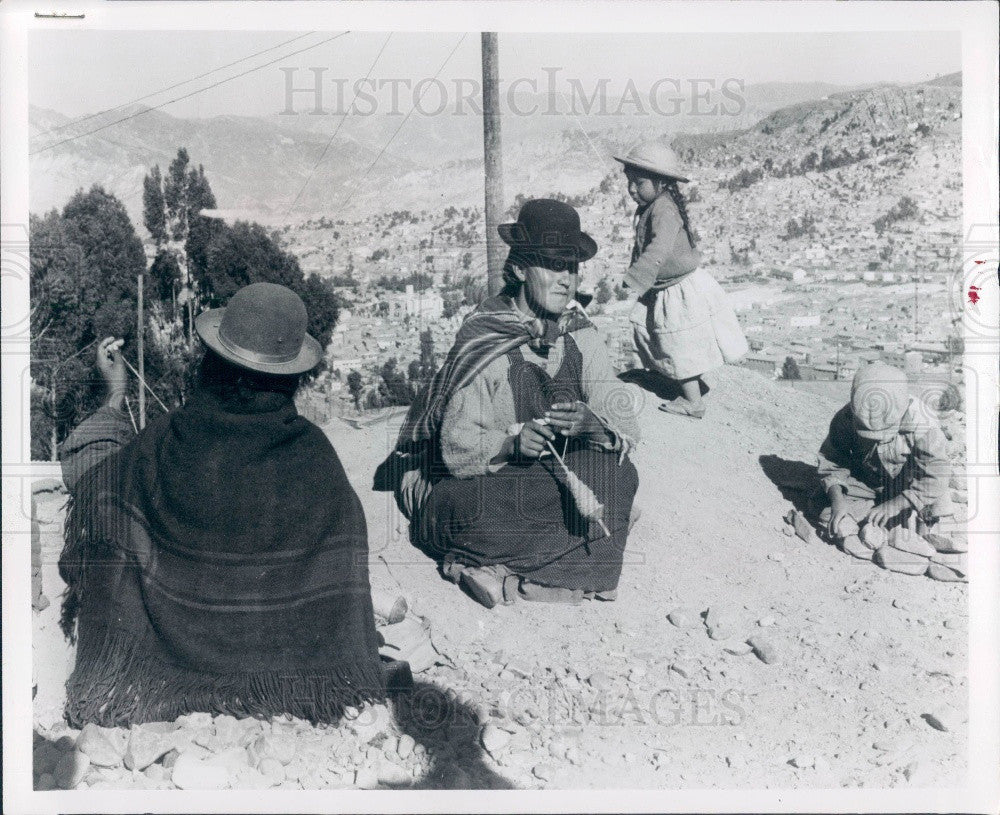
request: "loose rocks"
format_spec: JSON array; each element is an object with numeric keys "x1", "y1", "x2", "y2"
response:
[
  {"x1": 873, "y1": 546, "x2": 929, "y2": 576},
  {"x1": 670, "y1": 660, "x2": 695, "y2": 679},
  {"x1": 724, "y1": 642, "x2": 753, "y2": 656},
  {"x1": 927, "y1": 563, "x2": 967, "y2": 582},
  {"x1": 840, "y1": 535, "x2": 873, "y2": 561},
  {"x1": 532, "y1": 763, "x2": 554, "y2": 781},
  {"x1": 54, "y1": 750, "x2": 90, "y2": 789},
  {"x1": 887, "y1": 528, "x2": 937, "y2": 558},
  {"x1": 249, "y1": 733, "x2": 296, "y2": 766},
  {"x1": 171, "y1": 753, "x2": 230, "y2": 790},
  {"x1": 124, "y1": 726, "x2": 176, "y2": 771},
  {"x1": 836, "y1": 516, "x2": 861, "y2": 538},
  {"x1": 354, "y1": 767, "x2": 379, "y2": 789},
  {"x1": 258, "y1": 758, "x2": 286, "y2": 786},
  {"x1": 667, "y1": 607, "x2": 701, "y2": 629},
  {"x1": 925, "y1": 533, "x2": 967, "y2": 554},
  {"x1": 923, "y1": 707, "x2": 961, "y2": 733},
  {"x1": 790, "y1": 510, "x2": 822, "y2": 545},
  {"x1": 587, "y1": 671, "x2": 612, "y2": 691},
  {"x1": 859, "y1": 523, "x2": 887, "y2": 549},
  {"x1": 747, "y1": 636, "x2": 780, "y2": 665},
  {"x1": 930, "y1": 551, "x2": 967, "y2": 576},
  {"x1": 76, "y1": 724, "x2": 124, "y2": 768},
  {"x1": 396, "y1": 734, "x2": 415, "y2": 760},
  {"x1": 480, "y1": 724, "x2": 510, "y2": 755}
]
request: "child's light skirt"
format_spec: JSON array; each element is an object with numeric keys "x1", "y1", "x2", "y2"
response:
[{"x1": 630, "y1": 267, "x2": 749, "y2": 380}]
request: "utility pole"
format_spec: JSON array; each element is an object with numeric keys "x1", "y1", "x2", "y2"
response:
[
  {"x1": 481, "y1": 32, "x2": 505, "y2": 297},
  {"x1": 137, "y1": 271, "x2": 146, "y2": 429}
]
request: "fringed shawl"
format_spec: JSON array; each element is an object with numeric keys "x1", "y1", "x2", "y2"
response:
[
  {"x1": 59, "y1": 385, "x2": 385, "y2": 728},
  {"x1": 377, "y1": 296, "x2": 593, "y2": 519}
]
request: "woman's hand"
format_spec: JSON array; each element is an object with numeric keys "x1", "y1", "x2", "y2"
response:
[
  {"x1": 544, "y1": 401, "x2": 604, "y2": 438},
  {"x1": 867, "y1": 495, "x2": 910, "y2": 528},
  {"x1": 515, "y1": 419, "x2": 556, "y2": 459},
  {"x1": 96, "y1": 336, "x2": 127, "y2": 408}
]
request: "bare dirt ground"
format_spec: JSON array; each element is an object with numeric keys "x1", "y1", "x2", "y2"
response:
[{"x1": 32, "y1": 364, "x2": 969, "y2": 790}]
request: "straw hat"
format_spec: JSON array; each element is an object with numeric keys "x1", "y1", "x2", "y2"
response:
[
  {"x1": 614, "y1": 140, "x2": 691, "y2": 183},
  {"x1": 195, "y1": 282, "x2": 322, "y2": 375}
]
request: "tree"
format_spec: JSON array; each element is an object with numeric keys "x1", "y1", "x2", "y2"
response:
[
  {"x1": 782, "y1": 356, "x2": 802, "y2": 380},
  {"x1": 595, "y1": 277, "x2": 613, "y2": 305},
  {"x1": 441, "y1": 289, "x2": 464, "y2": 319},
  {"x1": 30, "y1": 187, "x2": 146, "y2": 458},
  {"x1": 143, "y1": 149, "x2": 222, "y2": 308},
  {"x1": 142, "y1": 165, "x2": 167, "y2": 247},
  {"x1": 378, "y1": 358, "x2": 414, "y2": 406},
  {"x1": 149, "y1": 250, "x2": 182, "y2": 304},
  {"x1": 297, "y1": 273, "x2": 341, "y2": 351},
  {"x1": 203, "y1": 221, "x2": 302, "y2": 303},
  {"x1": 347, "y1": 370, "x2": 364, "y2": 411}
]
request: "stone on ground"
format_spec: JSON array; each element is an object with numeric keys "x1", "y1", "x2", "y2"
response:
[
  {"x1": 859, "y1": 523, "x2": 887, "y2": 549},
  {"x1": 258, "y1": 757, "x2": 285, "y2": 785},
  {"x1": 667, "y1": 607, "x2": 701, "y2": 628},
  {"x1": 396, "y1": 733, "x2": 415, "y2": 760},
  {"x1": 532, "y1": 763, "x2": 554, "y2": 781},
  {"x1": 887, "y1": 528, "x2": 936, "y2": 558},
  {"x1": 930, "y1": 551, "x2": 967, "y2": 576},
  {"x1": 873, "y1": 546, "x2": 929, "y2": 576},
  {"x1": 748, "y1": 636, "x2": 780, "y2": 665},
  {"x1": 480, "y1": 724, "x2": 510, "y2": 756},
  {"x1": 927, "y1": 563, "x2": 967, "y2": 582},
  {"x1": 925, "y1": 532, "x2": 967, "y2": 554},
  {"x1": 123, "y1": 725, "x2": 176, "y2": 771},
  {"x1": 923, "y1": 706, "x2": 961, "y2": 732},
  {"x1": 839, "y1": 535, "x2": 873, "y2": 560},
  {"x1": 76, "y1": 723, "x2": 124, "y2": 768},
  {"x1": 54, "y1": 750, "x2": 90, "y2": 789},
  {"x1": 790, "y1": 510, "x2": 822, "y2": 545},
  {"x1": 171, "y1": 752, "x2": 230, "y2": 790}
]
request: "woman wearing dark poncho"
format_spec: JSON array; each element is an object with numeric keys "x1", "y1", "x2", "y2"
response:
[
  {"x1": 58, "y1": 283, "x2": 385, "y2": 728},
  {"x1": 388, "y1": 200, "x2": 641, "y2": 608}
]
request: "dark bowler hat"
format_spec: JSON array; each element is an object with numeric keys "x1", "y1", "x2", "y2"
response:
[
  {"x1": 498, "y1": 199, "x2": 598, "y2": 262},
  {"x1": 195, "y1": 282, "x2": 322, "y2": 375}
]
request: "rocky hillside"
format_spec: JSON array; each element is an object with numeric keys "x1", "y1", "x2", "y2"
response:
[
  {"x1": 29, "y1": 77, "x2": 948, "y2": 226},
  {"x1": 32, "y1": 364, "x2": 969, "y2": 790},
  {"x1": 28, "y1": 104, "x2": 416, "y2": 223}
]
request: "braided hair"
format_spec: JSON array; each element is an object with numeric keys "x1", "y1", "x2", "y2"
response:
[{"x1": 663, "y1": 180, "x2": 696, "y2": 249}]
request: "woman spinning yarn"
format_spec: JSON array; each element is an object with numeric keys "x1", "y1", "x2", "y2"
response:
[{"x1": 390, "y1": 200, "x2": 641, "y2": 608}]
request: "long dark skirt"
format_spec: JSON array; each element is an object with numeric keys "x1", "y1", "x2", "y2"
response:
[{"x1": 420, "y1": 442, "x2": 638, "y2": 592}]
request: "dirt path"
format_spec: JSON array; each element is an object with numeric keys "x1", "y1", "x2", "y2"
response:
[{"x1": 32, "y1": 365, "x2": 968, "y2": 789}]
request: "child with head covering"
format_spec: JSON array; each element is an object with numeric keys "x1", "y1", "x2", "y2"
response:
[{"x1": 816, "y1": 361, "x2": 953, "y2": 540}]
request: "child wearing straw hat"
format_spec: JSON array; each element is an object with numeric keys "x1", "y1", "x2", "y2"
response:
[{"x1": 616, "y1": 140, "x2": 748, "y2": 418}]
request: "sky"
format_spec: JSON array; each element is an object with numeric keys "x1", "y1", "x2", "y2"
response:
[{"x1": 29, "y1": 30, "x2": 962, "y2": 120}]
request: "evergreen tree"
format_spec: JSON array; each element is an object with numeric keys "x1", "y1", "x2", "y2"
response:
[
  {"x1": 30, "y1": 187, "x2": 146, "y2": 458},
  {"x1": 782, "y1": 356, "x2": 802, "y2": 380}
]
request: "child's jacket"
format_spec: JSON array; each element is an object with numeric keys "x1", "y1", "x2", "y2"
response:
[
  {"x1": 623, "y1": 195, "x2": 702, "y2": 295},
  {"x1": 817, "y1": 398, "x2": 951, "y2": 509}
]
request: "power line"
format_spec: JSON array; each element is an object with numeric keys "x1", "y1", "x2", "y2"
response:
[
  {"x1": 31, "y1": 31, "x2": 351, "y2": 156},
  {"x1": 35, "y1": 32, "x2": 318, "y2": 140},
  {"x1": 340, "y1": 33, "x2": 468, "y2": 211},
  {"x1": 285, "y1": 32, "x2": 393, "y2": 217}
]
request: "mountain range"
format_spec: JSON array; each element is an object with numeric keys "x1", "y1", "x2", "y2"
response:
[{"x1": 29, "y1": 74, "x2": 960, "y2": 228}]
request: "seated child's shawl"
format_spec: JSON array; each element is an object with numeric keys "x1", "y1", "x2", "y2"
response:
[
  {"x1": 59, "y1": 385, "x2": 385, "y2": 728},
  {"x1": 384, "y1": 295, "x2": 592, "y2": 518}
]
